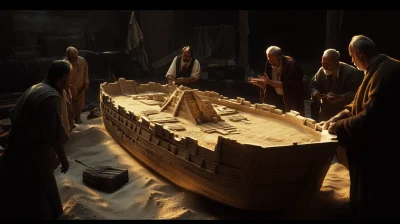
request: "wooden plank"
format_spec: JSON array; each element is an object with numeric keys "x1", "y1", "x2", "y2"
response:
[{"x1": 165, "y1": 124, "x2": 186, "y2": 131}]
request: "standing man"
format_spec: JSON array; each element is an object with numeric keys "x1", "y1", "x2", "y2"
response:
[
  {"x1": 249, "y1": 46, "x2": 305, "y2": 115},
  {"x1": 65, "y1": 46, "x2": 90, "y2": 124},
  {"x1": 310, "y1": 49, "x2": 363, "y2": 122},
  {"x1": 0, "y1": 60, "x2": 71, "y2": 220},
  {"x1": 325, "y1": 35, "x2": 400, "y2": 219},
  {"x1": 166, "y1": 46, "x2": 201, "y2": 86}
]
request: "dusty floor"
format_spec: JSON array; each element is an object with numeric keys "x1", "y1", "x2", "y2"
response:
[{"x1": 56, "y1": 111, "x2": 350, "y2": 220}]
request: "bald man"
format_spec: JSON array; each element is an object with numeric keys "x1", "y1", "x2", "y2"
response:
[
  {"x1": 64, "y1": 46, "x2": 89, "y2": 124},
  {"x1": 310, "y1": 49, "x2": 363, "y2": 122},
  {"x1": 323, "y1": 35, "x2": 400, "y2": 220}
]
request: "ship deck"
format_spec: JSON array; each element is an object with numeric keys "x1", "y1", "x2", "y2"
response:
[{"x1": 109, "y1": 93, "x2": 320, "y2": 150}]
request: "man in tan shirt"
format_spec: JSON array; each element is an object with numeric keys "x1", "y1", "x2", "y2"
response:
[{"x1": 64, "y1": 46, "x2": 90, "y2": 124}]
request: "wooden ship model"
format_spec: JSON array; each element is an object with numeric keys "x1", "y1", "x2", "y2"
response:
[{"x1": 99, "y1": 78, "x2": 338, "y2": 211}]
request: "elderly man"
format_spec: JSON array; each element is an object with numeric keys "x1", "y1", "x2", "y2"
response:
[
  {"x1": 166, "y1": 46, "x2": 201, "y2": 86},
  {"x1": 325, "y1": 35, "x2": 400, "y2": 219},
  {"x1": 249, "y1": 46, "x2": 304, "y2": 115},
  {"x1": 0, "y1": 60, "x2": 71, "y2": 220},
  {"x1": 64, "y1": 46, "x2": 90, "y2": 124},
  {"x1": 310, "y1": 49, "x2": 363, "y2": 122}
]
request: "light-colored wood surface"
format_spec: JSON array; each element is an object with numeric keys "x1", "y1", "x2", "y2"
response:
[{"x1": 99, "y1": 78, "x2": 338, "y2": 211}]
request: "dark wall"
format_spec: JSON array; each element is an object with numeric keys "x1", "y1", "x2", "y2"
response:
[
  {"x1": 0, "y1": 11, "x2": 14, "y2": 60},
  {"x1": 140, "y1": 10, "x2": 175, "y2": 63},
  {"x1": 0, "y1": 10, "x2": 136, "y2": 95},
  {"x1": 140, "y1": 10, "x2": 239, "y2": 64},
  {"x1": 248, "y1": 10, "x2": 327, "y2": 72},
  {"x1": 10, "y1": 10, "x2": 120, "y2": 58},
  {"x1": 338, "y1": 10, "x2": 400, "y2": 65},
  {"x1": 173, "y1": 10, "x2": 238, "y2": 46}
]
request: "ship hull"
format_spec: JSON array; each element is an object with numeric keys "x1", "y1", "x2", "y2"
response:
[{"x1": 100, "y1": 79, "x2": 338, "y2": 211}]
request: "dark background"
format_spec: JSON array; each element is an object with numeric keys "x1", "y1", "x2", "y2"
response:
[{"x1": 1, "y1": 10, "x2": 399, "y2": 102}]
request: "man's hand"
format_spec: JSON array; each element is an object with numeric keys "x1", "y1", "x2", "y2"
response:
[
  {"x1": 249, "y1": 77, "x2": 266, "y2": 89},
  {"x1": 83, "y1": 83, "x2": 90, "y2": 90},
  {"x1": 327, "y1": 121, "x2": 337, "y2": 134},
  {"x1": 324, "y1": 118, "x2": 337, "y2": 130},
  {"x1": 312, "y1": 92, "x2": 326, "y2": 101},
  {"x1": 327, "y1": 92, "x2": 345, "y2": 103},
  {"x1": 175, "y1": 77, "x2": 184, "y2": 84},
  {"x1": 53, "y1": 154, "x2": 61, "y2": 171},
  {"x1": 324, "y1": 109, "x2": 351, "y2": 131},
  {"x1": 324, "y1": 112, "x2": 343, "y2": 130},
  {"x1": 262, "y1": 74, "x2": 271, "y2": 84},
  {"x1": 60, "y1": 158, "x2": 70, "y2": 174},
  {"x1": 175, "y1": 77, "x2": 198, "y2": 84}
]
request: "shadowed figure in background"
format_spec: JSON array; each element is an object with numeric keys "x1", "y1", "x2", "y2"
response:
[
  {"x1": 64, "y1": 46, "x2": 90, "y2": 124},
  {"x1": 310, "y1": 49, "x2": 363, "y2": 122},
  {"x1": 0, "y1": 60, "x2": 71, "y2": 220},
  {"x1": 325, "y1": 35, "x2": 400, "y2": 219}
]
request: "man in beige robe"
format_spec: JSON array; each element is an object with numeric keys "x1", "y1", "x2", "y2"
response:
[
  {"x1": 64, "y1": 46, "x2": 90, "y2": 124},
  {"x1": 325, "y1": 35, "x2": 400, "y2": 219},
  {"x1": 61, "y1": 89, "x2": 75, "y2": 135},
  {"x1": 0, "y1": 60, "x2": 71, "y2": 220}
]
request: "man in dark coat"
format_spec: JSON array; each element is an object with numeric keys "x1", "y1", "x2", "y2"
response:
[
  {"x1": 249, "y1": 46, "x2": 305, "y2": 115},
  {"x1": 310, "y1": 49, "x2": 363, "y2": 122},
  {"x1": 325, "y1": 35, "x2": 400, "y2": 219},
  {"x1": 0, "y1": 60, "x2": 71, "y2": 220}
]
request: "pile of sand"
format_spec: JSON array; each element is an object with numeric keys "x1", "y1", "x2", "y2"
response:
[{"x1": 56, "y1": 112, "x2": 350, "y2": 220}]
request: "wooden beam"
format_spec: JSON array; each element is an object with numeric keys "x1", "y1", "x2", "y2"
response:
[
  {"x1": 325, "y1": 10, "x2": 344, "y2": 49},
  {"x1": 239, "y1": 10, "x2": 249, "y2": 67}
]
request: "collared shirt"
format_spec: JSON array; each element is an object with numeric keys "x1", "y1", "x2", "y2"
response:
[
  {"x1": 166, "y1": 56, "x2": 201, "y2": 80},
  {"x1": 271, "y1": 57, "x2": 284, "y2": 95}
]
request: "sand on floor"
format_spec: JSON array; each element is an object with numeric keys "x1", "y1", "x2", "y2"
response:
[{"x1": 55, "y1": 112, "x2": 350, "y2": 220}]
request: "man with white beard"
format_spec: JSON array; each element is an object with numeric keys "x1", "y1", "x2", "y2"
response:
[
  {"x1": 249, "y1": 46, "x2": 305, "y2": 115},
  {"x1": 310, "y1": 49, "x2": 363, "y2": 122}
]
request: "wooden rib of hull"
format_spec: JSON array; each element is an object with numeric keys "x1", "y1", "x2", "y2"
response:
[{"x1": 100, "y1": 79, "x2": 338, "y2": 211}]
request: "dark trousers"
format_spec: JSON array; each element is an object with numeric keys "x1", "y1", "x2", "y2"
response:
[
  {"x1": 310, "y1": 100, "x2": 321, "y2": 122},
  {"x1": 260, "y1": 88, "x2": 285, "y2": 113},
  {"x1": 274, "y1": 94, "x2": 285, "y2": 113}
]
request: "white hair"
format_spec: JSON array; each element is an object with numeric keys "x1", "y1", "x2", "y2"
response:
[
  {"x1": 350, "y1": 35, "x2": 379, "y2": 58},
  {"x1": 323, "y1": 49, "x2": 340, "y2": 61},
  {"x1": 266, "y1": 46, "x2": 282, "y2": 56}
]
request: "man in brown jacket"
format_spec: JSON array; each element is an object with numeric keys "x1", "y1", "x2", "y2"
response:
[
  {"x1": 325, "y1": 35, "x2": 400, "y2": 219},
  {"x1": 249, "y1": 46, "x2": 304, "y2": 115}
]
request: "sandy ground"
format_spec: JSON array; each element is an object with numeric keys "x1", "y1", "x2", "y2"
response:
[{"x1": 54, "y1": 111, "x2": 351, "y2": 220}]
